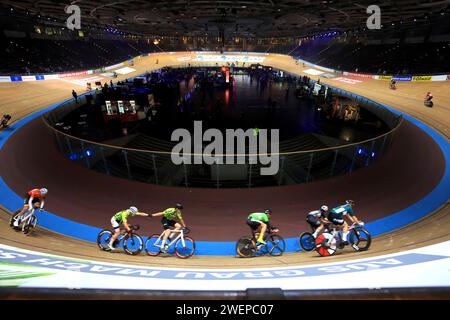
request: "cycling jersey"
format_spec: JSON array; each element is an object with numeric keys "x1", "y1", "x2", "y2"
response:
[
  {"x1": 307, "y1": 210, "x2": 325, "y2": 219},
  {"x1": 24, "y1": 189, "x2": 45, "y2": 209},
  {"x1": 113, "y1": 209, "x2": 134, "y2": 224},
  {"x1": 163, "y1": 208, "x2": 182, "y2": 221},
  {"x1": 28, "y1": 189, "x2": 45, "y2": 200},
  {"x1": 329, "y1": 204, "x2": 354, "y2": 219},
  {"x1": 248, "y1": 212, "x2": 269, "y2": 222}
]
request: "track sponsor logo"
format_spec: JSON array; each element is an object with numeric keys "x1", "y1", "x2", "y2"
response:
[
  {"x1": 333, "y1": 77, "x2": 363, "y2": 85},
  {"x1": 193, "y1": 55, "x2": 266, "y2": 63},
  {"x1": 393, "y1": 75, "x2": 412, "y2": 82},
  {"x1": 378, "y1": 75, "x2": 392, "y2": 80},
  {"x1": 58, "y1": 71, "x2": 89, "y2": 78},
  {"x1": 0, "y1": 245, "x2": 447, "y2": 281},
  {"x1": 60, "y1": 75, "x2": 105, "y2": 86},
  {"x1": 413, "y1": 76, "x2": 432, "y2": 81},
  {"x1": 347, "y1": 73, "x2": 374, "y2": 79}
]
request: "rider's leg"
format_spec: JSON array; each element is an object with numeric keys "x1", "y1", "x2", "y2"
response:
[
  {"x1": 161, "y1": 228, "x2": 171, "y2": 246},
  {"x1": 14, "y1": 204, "x2": 29, "y2": 227},
  {"x1": 257, "y1": 223, "x2": 267, "y2": 244},
  {"x1": 107, "y1": 218, "x2": 121, "y2": 249},
  {"x1": 108, "y1": 228, "x2": 121, "y2": 249},
  {"x1": 313, "y1": 224, "x2": 324, "y2": 237},
  {"x1": 342, "y1": 222, "x2": 349, "y2": 243}
]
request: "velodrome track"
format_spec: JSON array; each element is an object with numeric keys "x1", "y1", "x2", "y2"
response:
[{"x1": 0, "y1": 52, "x2": 449, "y2": 271}]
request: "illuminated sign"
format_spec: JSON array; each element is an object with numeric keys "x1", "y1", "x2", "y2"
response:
[{"x1": 193, "y1": 55, "x2": 266, "y2": 63}]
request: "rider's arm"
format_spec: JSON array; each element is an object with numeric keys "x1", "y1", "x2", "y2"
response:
[
  {"x1": 39, "y1": 200, "x2": 45, "y2": 210},
  {"x1": 136, "y1": 212, "x2": 149, "y2": 217},
  {"x1": 179, "y1": 217, "x2": 186, "y2": 228},
  {"x1": 27, "y1": 197, "x2": 34, "y2": 208},
  {"x1": 123, "y1": 221, "x2": 132, "y2": 233},
  {"x1": 152, "y1": 212, "x2": 164, "y2": 217}
]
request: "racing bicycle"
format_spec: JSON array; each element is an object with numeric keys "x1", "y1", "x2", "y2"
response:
[
  {"x1": 10, "y1": 206, "x2": 39, "y2": 235},
  {"x1": 97, "y1": 225, "x2": 143, "y2": 255},
  {"x1": 315, "y1": 222, "x2": 371, "y2": 257},
  {"x1": 236, "y1": 227, "x2": 285, "y2": 258},
  {"x1": 145, "y1": 227, "x2": 195, "y2": 259}
]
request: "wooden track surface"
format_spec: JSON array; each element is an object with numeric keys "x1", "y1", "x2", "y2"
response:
[{"x1": 0, "y1": 52, "x2": 449, "y2": 268}]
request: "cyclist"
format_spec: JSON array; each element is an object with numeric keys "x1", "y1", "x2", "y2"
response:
[
  {"x1": 389, "y1": 79, "x2": 396, "y2": 90},
  {"x1": 151, "y1": 204, "x2": 186, "y2": 253},
  {"x1": 246, "y1": 209, "x2": 279, "y2": 245},
  {"x1": 306, "y1": 205, "x2": 330, "y2": 238},
  {"x1": 14, "y1": 188, "x2": 48, "y2": 228},
  {"x1": 107, "y1": 206, "x2": 149, "y2": 251},
  {"x1": 327, "y1": 200, "x2": 364, "y2": 245}
]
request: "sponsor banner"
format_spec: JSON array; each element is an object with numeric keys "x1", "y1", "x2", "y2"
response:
[
  {"x1": 412, "y1": 76, "x2": 432, "y2": 81},
  {"x1": 87, "y1": 70, "x2": 94, "y2": 75},
  {"x1": 60, "y1": 75, "x2": 105, "y2": 87},
  {"x1": 58, "y1": 71, "x2": 89, "y2": 78},
  {"x1": 104, "y1": 63, "x2": 124, "y2": 71},
  {"x1": 35, "y1": 75, "x2": 45, "y2": 81},
  {"x1": 347, "y1": 73, "x2": 374, "y2": 79},
  {"x1": 377, "y1": 75, "x2": 393, "y2": 80},
  {"x1": 393, "y1": 75, "x2": 412, "y2": 82},
  {"x1": 303, "y1": 68, "x2": 324, "y2": 76},
  {"x1": 0, "y1": 243, "x2": 449, "y2": 290},
  {"x1": 0, "y1": 76, "x2": 11, "y2": 82},
  {"x1": 333, "y1": 77, "x2": 363, "y2": 85},
  {"x1": 431, "y1": 75, "x2": 447, "y2": 81},
  {"x1": 22, "y1": 76, "x2": 37, "y2": 82},
  {"x1": 10, "y1": 75, "x2": 22, "y2": 82},
  {"x1": 100, "y1": 73, "x2": 115, "y2": 78},
  {"x1": 321, "y1": 73, "x2": 336, "y2": 79},
  {"x1": 115, "y1": 67, "x2": 136, "y2": 75},
  {"x1": 193, "y1": 55, "x2": 266, "y2": 63},
  {"x1": 176, "y1": 56, "x2": 194, "y2": 62},
  {"x1": 44, "y1": 74, "x2": 59, "y2": 80}
]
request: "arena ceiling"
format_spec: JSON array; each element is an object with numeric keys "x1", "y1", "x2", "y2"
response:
[{"x1": 1, "y1": 0, "x2": 449, "y2": 37}]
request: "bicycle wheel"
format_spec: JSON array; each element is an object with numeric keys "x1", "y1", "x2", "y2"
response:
[
  {"x1": 265, "y1": 235, "x2": 285, "y2": 256},
  {"x1": 97, "y1": 229, "x2": 113, "y2": 250},
  {"x1": 175, "y1": 236, "x2": 196, "y2": 259},
  {"x1": 22, "y1": 222, "x2": 32, "y2": 235},
  {"x1": 236, "y1": 236, "x2": 256, "y2": 258},
  {"x1": 298, "y1": 232, "x2": 315, "y2": 251},
  {"x1": 31, "y1": 215, "x2": 38, "y2": 229},
  {"x1": 145, "y1": 234, "x2": 162, "y2": 256},
  {"x1": 9, "y1": 211, "x2": 20, "y2": 230},
  {"x1": 123, "y1": 234, "x2": 143, "y2": 255},
  {"x1": 349, "y1": 228, "x2": 372, "y2": 251},
  {"x1": 315, "y1": 233, "x2": 337, "y2": 257}
]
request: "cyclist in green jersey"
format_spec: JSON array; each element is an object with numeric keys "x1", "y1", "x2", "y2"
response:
[
  {"x1": 107, "y1": 206, "x2": 149, "y2": 251},
  {"x1": 246, "y1": 209, "x2": 279, "y2": 245},
  {"x1": 151, "y1": 203, "x2": 186, "y2": 252}
]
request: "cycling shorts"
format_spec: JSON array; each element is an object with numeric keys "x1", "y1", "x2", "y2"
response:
[
  {"x1": 246, "y1": 219, "x2": 262, "y2": 230},
  {"x1": 329, "y1": 216, "x2": 344, "y2": 226},
  {"x1": 162, "y1": 217, "x2": 177, "y2": 230},
  {"x1": 306, "y1": 215, "x2": 321, "y2": 228},
  {"x1": 23, "y1": 194, "x2": 40, "y2": 206},
  {"x1": 111, "y1": 217, "x2": 120, "y2": 229}
]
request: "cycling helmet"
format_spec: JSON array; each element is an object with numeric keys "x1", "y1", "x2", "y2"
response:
[
  {"x1": 320, "y1": 205, "x2": 329, "y2": 212},
  {"x1": 40, "y1": 188, "x2": 48, "y2": 195},
  {"x1": 129, "y1": 206, "x2": 138, "y2": 215},
  {"x1": 346, "y1": 200, "x2": 355, "y2": 205},
  {"x1": 264, "y1": 209, "x2": 272, "y2": 215},
  {"x1": 175, "y1": 203, "x2": 183, "y2": 210}
]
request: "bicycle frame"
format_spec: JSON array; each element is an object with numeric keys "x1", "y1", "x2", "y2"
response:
[
  {"x1": 15, "y1": 208, "x2": 36, "y2": 226},
  {"x1": 153, "y1": 229, "x2": 185, "y2": 249}
]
